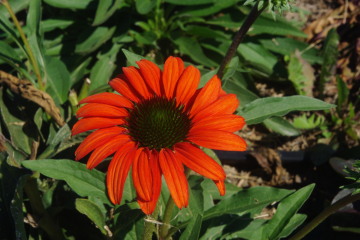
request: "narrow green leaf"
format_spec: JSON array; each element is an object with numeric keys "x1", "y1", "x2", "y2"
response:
[
  {"x1": 278, "y1": 214, "x2": 307, "y2": 239},
  {"x1": 204, "y1": 187, "x2": 293, "y2": 220},
  {"x1": 165, "y1": 0, "x2": 214, "y2": 5},
  {"x1": 319, "y1": 28, "x2": 339, "y2": 94},
  {"x1": 0, "y1": 40, "x2": 22, "y2": 64},
  {"x1": 239, "y1": 96, "x2": 336, "y2": 125},
  {"x1": 93, "y1": 0, "x2": 124, "y2": 25},
  {"x1": 43, "y1": 0, "x2": 94, "y2": 9},
  {"x1": 264, "y1": 184, "x2": 315, "y2": 240},
  {"x1": 75, "y1": 198, "x2": 107, "y2": 235},
  {"x1": 173, "y1": 36, "x2": 216, "y2": 67},
  {"x1": 122, "y1": 49, "x2": 145, "y2": 67},
  {"x1": 10, "y1": 175, "x2": 28, "y2": 240},
  {"x1": 263, "y1": 117, "x2": 301, "y2": 136},
  {"x1": 336, "y1": 75, "x2": 349, "y2": 108},
  {"x1": 41, "y1": 18, "x2": 74, "y2": 32},
  {"x1": 44, "y1": 56, "x2": 71, "y2": 103},
  {"x1": 180, "y1": 214, "x2": 203, "y2": 240},
  {"x1": 75, "y1": 26, "x2": 116, "y2": 54},
  {"x1": 177, "y1": 0, "x2": 238, "y2": 17},
  {"x1": 22, "y1": 159, "x2": 111, "y2": 205}
]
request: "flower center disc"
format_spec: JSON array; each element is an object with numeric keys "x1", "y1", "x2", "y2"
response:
[{"x1": 128, "y1": 97, "x2": 191, "y2": 150}]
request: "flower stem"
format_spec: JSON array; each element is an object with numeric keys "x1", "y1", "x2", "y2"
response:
[
  {"x1": 142, "y1": 204, "x2": 160, "y2": 240},
  {"x1": 2, "y1": 0, "x2": 45, "y2": 91},
  {"x1": 289, "y1": 192, "x2": 360, "y2": 240},
  {"x1": 217, "y1": 3, "x2": 266, "y2": 79},
  {"x1": 159, "y1": 196, "x2": 175, "y2": 239}
]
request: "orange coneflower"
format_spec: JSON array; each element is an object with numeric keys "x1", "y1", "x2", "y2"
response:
[{"x1": 71, "y1": 56, "x2": 247, "y2": 214}]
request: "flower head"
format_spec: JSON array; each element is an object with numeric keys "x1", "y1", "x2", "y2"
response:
[{"x1": 72, "y1": 56, "x2": 246, "y2": 214}]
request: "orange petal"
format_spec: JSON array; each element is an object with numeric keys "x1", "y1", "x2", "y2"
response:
[
  {"x1": 75, "y1": 127, "x2": 126, "y2": 160},
  {"x1": 191, "y1": 115, "x2": 246, "y2": 132},
  {"x1": 159, "y1": 149, "x2": 188, "y2": 208},
  {"x1": 190, "y1": 75, "x2": 221, "y2": 116},
  {"x1": 86, "y1": 134, "x2": 131, "y2": 169},
  {"x1": 76, "y1": 103, "x2": 129, "y2": 118},
  {"x1": 162, "y1": 56, "x2": 184, "y2": 99},
  {"x1": 175, "y1": 65, "x2": 200, "y2": 105},
  {"x1": 138, "y1": 150, "x2": 162, "y2": 215},
  {"x1": 71, "y1": 117, "x2": 126, "y2": 136},
  {"x1": 122, "y1": 66, "x2": 151, "y2": 99},
  {"x1": 79, "y1": 92, "x2": 133, "y2": 109},
  {"x1": 192, "y1": 94, "x2": 239, "y2": 122},
  {"x1": 107, "y1": 142, "x2": 136, "y2": 204},
  {"x1": 132, "y1": 148, "x2": 152, "y2": 201},
  {"x1": 188, "y1": 129, "x2": 247, "y2": 151},
  {"x1": 174, "y1": 142, "x2": 225, "y2": 180},
  {"x1": 137, "y1": 59, "x2": 161, "y2": 96},
  {"x1": 109, "y1": 76, "x2": 140, "y2": 103},
  {"x1": 214, "y1": 180, "x2": 225, "y2": 196}
]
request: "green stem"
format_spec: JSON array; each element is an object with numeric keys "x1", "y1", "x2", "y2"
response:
[
  {"x1": 2, "y1": 0, "x2": 44, "y2": 91},
  {"x1": 289, "y1": 192, "x2": 360, "y2": 240},
  {"x1": 143, "y1": 204, "x2": 160, "y2": 240},
  {"x1": 217, "y1": 3, "x2": 266, "y2": 79},
  {"x1": 159, "y1": 196, "x2": 176, "y2": 239}
]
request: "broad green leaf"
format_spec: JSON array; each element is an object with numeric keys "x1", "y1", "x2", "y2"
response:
[
  {"x1": 180, "y1": 214, "x2": 203, "y2": 240},
  {"x1": 221, "y1": 219, "x2": 267, "y2": 240},
  {"x1": 27, "y1": 0, "x2": 41, "y2": 35},
  {"x1": 173, "y1": 36, "x2": 216, "y2": 67},
  {"x1": 183, "y1": 25, "x2": 229, "y2": 39},
  {"x1": 44, "y1": 56, "x2": 71, "y2": 103},
  {"x1": 264, "y1": 184, "x2": 315, "y2": 240},
  {"x1": 223, "y1": 74, "x2": 258, "y2": 106},
  {"x1": 75, "y1": 198, "x2": 107, "y2": 235},
  {"x1": 93, "y1": 0, "x2": 124, "y2": 25},
  {"x1": 204, "y1": 187, "x2": 293, "y2": 220},
  {"x1": 263, "y1": 117, "x2": 301, "y2": 136},
  {"x1": 319, "y1": 28, "x2": 339, "y2": 94},
  {"x1": 136, "y1": 0, "x2": 156, "y2": 15},
  {"x1": 122, "y1": 49, "x2": 146, "y2": 67},
  {"x1": 89, "y1": 44, "x2": 121, "y2": 92},
  {"x1": 222, "y1": 56, "x2": 239, "y2": 81},
  {"x1": 239, "y1": 96, "x2": 336, "y2": 125},
  {"x1": 288, "y1": 50, "x2": 315, "y2": 96},
  {"x1": 44, "y1": 0, "x2": 94, "y2": 9},
  {"x1": 75, "y1": 26, "x2": 116, "y2": 54},
  {"x1": 22, "y1": 159, "x2": 111, "y2": 205}
]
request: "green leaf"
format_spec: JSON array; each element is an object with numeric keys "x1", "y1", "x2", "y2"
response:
[
  {"x1": 75, "y1": 198, "x2": 107, "y2": 235},
  {"x1": 75, "y1": 26, "x2": 116, "y2": 54},
  {"x1": 336, "y1": 75, "x2": 349, "y2": 108},
  {"x1": 220, "y1": 219, "x2": 267, "y2": 240},
  {"x1": 278, "y1": 214, "x2": 307, "y2": 239},
  {"x1": 10, "y1": 175, "x2": 28, "y2": 240},
  {"x1": 0, "y1": 40, "x2": 22, "y2": 63},
  {"x1": 43, "y1": 0, "x2": 94, "y2": 9},
  {"x1": 204, "y1": 187, "x2": 293, "y2": 220},
  {"x1": 263, "y1": 117, "x2": 301, "y2": 136},
  {"x1": 263, "y1": 184, "x2": 315, "y2": 240},
  {"x1": 136, "y1": 0, "x2": 156, "y2": 15},
  {"x1": 292, "y1": 114, "x2": 325, "y2": 130},
  {"x1": 22, "y1": 159, "x2": 111, "y2": 205},
  {"x1": 222, "y1": 56, "x2": 239, "y2": 81},
  {"x1": 173, "y1": 36, "x2": 216, "y2": 67},
  {"x1": 41, "y1": 18, "x2": 74, "y2": 32},
  {"x1": 70, "y1": 57, "x2": 92, "y2": 86},
  {"x1": 44, "y1": 56, "x2": 71, "y2": 104},
  {"x1": 180, "y1": 214, "x2": 203, "y2": 240},
  {"x1": 122, "y1": 49, "x2": 145, "y2": 67},
  {"x1": 288, "y1": 50, "x2": 315, "y2": 96},
  {"x1": 93, "y1": 0, "x2": 124, "y2": 25},
  {"x1": 165, "y1": 0, "x2": 214, "y2": 5},
  {"x1": 38, "y1": 124, "x2": 71, "y2": 159},
  {"x1": 319, "y1": 28, "x2": 339, "y2": 94},
  {"x1": 0, "y1": 90, "x2": 31, "y2": 156},
  {"x1": 27, "y1": 0, "x2": 41, "y2": 36},
  {"x1": 89, "y1": 44, "x2": 121, "y2": 92},
  {"x1": 178, "y1": 0, "x2": 238, "y2": 17},
  {"x1": 239, "y1": 96, "x2": 336, "y2": 125},
  {"x1": 238, "y1": 43, "x2": 278, "y2": 77}
]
